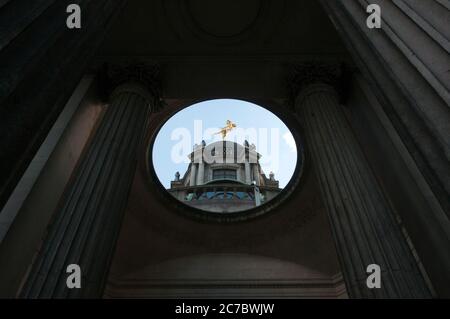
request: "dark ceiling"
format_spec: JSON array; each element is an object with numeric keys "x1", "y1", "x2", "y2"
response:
[
  {"x1": 98, "y1": 0, "x2": 348, "y2": 59},
  {"x1": 96, "y1": 0, "x2": 350, "y2": 99}
]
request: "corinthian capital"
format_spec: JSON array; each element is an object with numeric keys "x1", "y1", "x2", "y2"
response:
[
  {"x1": 99, "y1": 62, "x2": 165, "y2": 111},
  {"x1": 288, "y1": 62, "x2": 353, "y2": 105}
]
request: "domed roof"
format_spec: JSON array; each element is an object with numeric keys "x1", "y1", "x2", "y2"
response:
[{"x1": 189, "y1": 140, "x2": 261, "y2": 162}]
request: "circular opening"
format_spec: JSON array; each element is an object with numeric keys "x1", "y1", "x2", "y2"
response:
[{"x1": 151, "y1": 99, "x2": 303, "y2": 220}]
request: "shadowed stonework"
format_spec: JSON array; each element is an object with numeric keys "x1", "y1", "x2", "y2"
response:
[{"x1": 0, "y1": 0, "x2": 448, "y2": 299}]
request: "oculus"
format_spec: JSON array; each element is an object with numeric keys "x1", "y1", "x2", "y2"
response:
[{"x1": 151, "y1": 99, "x2": 302, "y2": 218}]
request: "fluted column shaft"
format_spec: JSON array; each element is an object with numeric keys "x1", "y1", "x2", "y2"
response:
[
  {"x1": 20, "y1": 82, "x2": 153, "y2": 298},
  {"x1": 296, "y1": 83, "x2": 431, "y2": 298},
  {"x1": 319, "y1": 0, "x2": 450, "y2": 296},
  {"x1": 319, "y1": 0, "x2": 450, "y2": 211}
]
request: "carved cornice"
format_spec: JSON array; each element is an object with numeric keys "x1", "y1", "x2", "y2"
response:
[
  {"x1": 287, "y1": 62, "x2": 353, "y2": 106},
  {"x1": 98, "y1": 62, "x2": 166, "y2": 111}
]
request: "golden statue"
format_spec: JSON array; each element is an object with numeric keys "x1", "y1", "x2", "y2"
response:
[{"x1": 215, "y1": 120, "x2": 237, "y2": 139}]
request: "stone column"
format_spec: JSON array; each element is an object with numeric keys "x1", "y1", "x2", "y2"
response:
[
  {"x1": 295, "y1": 81, "x2": 431, "y2": 298},
  {"x1": 190, "y1": 164, "x2": 197, "y2": 186},
  {"x1": 20, "y1": 77, "x2": 158, "y2": 298},
  {"x1": 244, "y1": 161, "x2": 251, "y2": 184},
  {"x1": 197, "y1": 161, "x2": 205, "y2": 185},
  {"x1": 319, "y1": 1, "x2": 450, "y2": 207},
  {"x1": 318, "y1": 4, "x2": 450, "y2": 296},
  {"x1": 253, "y1": 164, "x2": 261, "y2": 186},
  {"x1": 0, "y1": 0, "x2": 126, "y2": 210}
]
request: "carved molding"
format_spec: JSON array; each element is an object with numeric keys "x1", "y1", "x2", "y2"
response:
[{"x1": 104, "y1": 274, "x2": 346, "y2": 298}]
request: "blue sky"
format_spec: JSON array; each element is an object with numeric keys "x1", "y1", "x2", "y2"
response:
[{"x1": 152, "y1": 99, "x2": 298, "y2": 188}]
